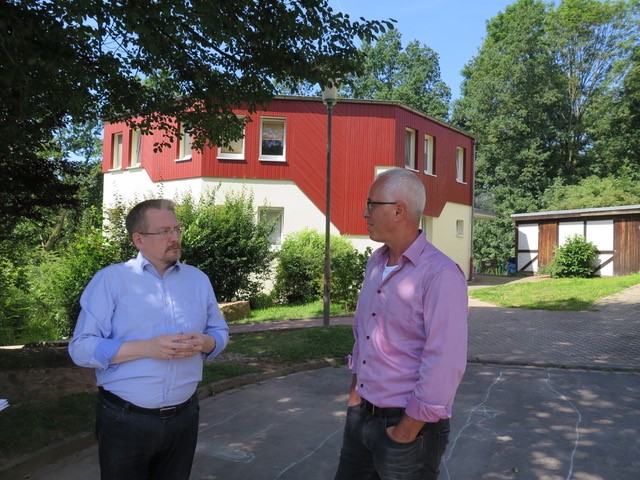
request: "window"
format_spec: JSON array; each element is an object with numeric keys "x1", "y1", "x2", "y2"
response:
[
  {"x1": 130, "y1": 129, "x2": 142, "y2": 167},
  {"x1": 404, "y1": 128, "x2": 416, "y2": 170},
  {"x1": 218, "y1": 127, "x2": 245, "y2": 160},
  {"x1": 456, "y1": 220, "x2": 464, "y2": 237},
  {"x1": 177, "y1": 124, "x2": 192, "y2": 161},
  {"x1": 258, "y1": 207, "x2": 284, "y2": 245},
  {"x1": 112, "y1": 132, "x2": 123, "y2": 169},
  {"x1": 424, "y1": 135, "x2": 435, "y2": 175},
  {"x1": 456, "y1": 147, "x2": 465, "y2": 183},
  {"x1": 260, "y1": 118, "x2": 286, "y2": 161}
]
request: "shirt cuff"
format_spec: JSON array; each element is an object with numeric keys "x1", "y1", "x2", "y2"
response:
[
  {"x1": 95, "y1": 338, "x2": 124, "y2": 369},
  {"x1": 404, "y1": 396, "x2": 451, "y2": 424},
  {"x1": 205, "y1": 331, "x2": 227, "y2": 359}
]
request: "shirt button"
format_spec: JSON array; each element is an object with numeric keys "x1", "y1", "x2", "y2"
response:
[
  {"x1": 366, "y1": 336, "x2": 370, "y2": 340},
  {"x1": 360, "y1": 384, "x2": 364, "y2": 388},
  {"x1": 371, "y1": 313, "x2": 376, "y2": 317},
  {"x1": 377, "y1": 290, "x2": 381, "y2": 294},
  {"x1": 362, "y1": 360, "x2": 366, "y2": 364}
]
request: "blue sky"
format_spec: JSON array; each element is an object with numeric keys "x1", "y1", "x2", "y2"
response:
[{"x1": 329, "y1": 0, "x2": 517, "y2": 100}]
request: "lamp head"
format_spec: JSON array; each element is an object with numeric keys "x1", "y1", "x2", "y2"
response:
[{"x1": 322, "y1": 80, "x2": 339, "y2": 107}]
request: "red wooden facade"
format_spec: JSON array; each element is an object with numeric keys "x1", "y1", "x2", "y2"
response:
[{"x1": 103, "y1": 97, "x2": 475, "y2": 238}]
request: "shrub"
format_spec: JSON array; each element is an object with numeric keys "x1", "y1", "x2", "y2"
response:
[
  {"x1": 180, "y1": 189, "x2": 276, "y2": 302},
  {"x1": 548, "y1": 234, "x2": 598, "y2": 278},
  {"x1": 273, "y1": 230, "x2": 325, "y2": 304},
  {"x1": 273, "y1": 230, "x2": 369, "y2": 308},
  {"x1": 331, "y1": 246, "x2": 371, "y2": 310},
  {"x1": 27, "y1": 228, "x2": 119, "y2": 339},
  {"x1": 0, "y1": 259, "x2": 32, "y2": 345}
]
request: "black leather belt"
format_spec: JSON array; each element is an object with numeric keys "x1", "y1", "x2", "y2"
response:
[
  {"x1": 361, "y1": 399, "x2": 405, "y2": 417},
  {"x1": 98, "y1": 387, "x2": 196, "y2": 419},
  {"x1": 361, "y1": 399, "x2": 450, "y2": 431}
]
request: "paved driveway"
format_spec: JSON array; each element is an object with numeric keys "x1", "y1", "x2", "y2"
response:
[{"x1": 13, "y1": 281, "x2": 640, "y2": 480}]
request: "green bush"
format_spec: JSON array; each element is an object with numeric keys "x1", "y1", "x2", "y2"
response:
[
  {"x1": 331, "y1": 246, "x2": 371, "y2": 310},
  {"x1": 548, "y1": 234, "x2": 598, "y2": 278},
  {"x1": 27, "y1": 228, "x2": 119, "y2": 339},
  {"x1": 273, "y1": 230, "x2": 369, "y2": 308},
  {"x1": 0, "y1": 260, "x2": 32, "y2": 345},
  {"x1": 180, "y1": 189, "x2": 276, "y2": 302}
]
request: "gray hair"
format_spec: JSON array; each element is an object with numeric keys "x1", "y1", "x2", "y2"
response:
[
  {"x1": 125, "y1": 199, "x2": 176, "y2": 237},
  {"x1": 375, "y1": 168, "x2": 426, "y2": 223}
]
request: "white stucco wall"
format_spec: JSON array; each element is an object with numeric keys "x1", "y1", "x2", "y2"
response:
[
  {"x1": 103, "y1": 169, "x2": 340, "y2": 242},
  {"x1": 428, "y1": 202, "x2": 473, "y2": 279}
]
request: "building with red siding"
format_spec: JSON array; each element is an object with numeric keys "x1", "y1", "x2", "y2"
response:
[{"x1": 102, "y1": 96, "x2": 475, "y2": 278}]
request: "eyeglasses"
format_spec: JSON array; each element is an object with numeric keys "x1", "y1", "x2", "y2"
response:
[
  {"x1": 365, "y1": 200, "x2": 398, "y2": 212},
  {"x1": 139, "y1": 226, "x2": 184, "y2": 238}
]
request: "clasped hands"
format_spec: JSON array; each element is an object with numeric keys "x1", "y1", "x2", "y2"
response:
[{"x1": 156, "y1": 332, "x2": 206, "y2": 359}]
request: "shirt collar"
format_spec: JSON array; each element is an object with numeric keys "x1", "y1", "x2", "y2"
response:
[
  {"x1": 381, "y1": 231, "x2": 428, "y2": 268},
  {"x1": 134, "y1": 251, "x2": 181, "y2": 275}
]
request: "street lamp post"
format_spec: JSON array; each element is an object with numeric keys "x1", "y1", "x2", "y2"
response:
[{"x1": 322, "y1": 81, "x2": 338, "y2": 328}]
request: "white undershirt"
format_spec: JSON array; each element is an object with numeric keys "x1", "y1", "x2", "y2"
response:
[{"x1": 382, "y1": 263, "x2": 398, "y2": 280}]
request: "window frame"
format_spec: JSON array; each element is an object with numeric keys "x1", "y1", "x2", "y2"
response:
[
  {"x1": 217, "y1": 125, "x2": 246, "y2": 161},
  {"x1": 424, "y1": 134, "x2": 435, "y2": 175},
  {"x1": 456, "y1": 219, "x2": 465, "y2": 237},
  {"x1": 111, "y1": 132, "x2": 123, "y2": 170},
  {"x1": 456, "y1": 146, "x2": 466, "y2": 183},
  {"x1": 130, "y1": 129, "x2": 142, "y2": 168},
  {"x1": 176, "y1": 124, "x2": 192, "y2": 162},
  {"x1": 404, "y1": 128, "x2": 417, "y2": 170},
  {"x1": 258, "y1": 207, "x2": 284, "y2": 246},
  {"x1": 259, "y1": 117, "x2": 286, "y2": 162}
]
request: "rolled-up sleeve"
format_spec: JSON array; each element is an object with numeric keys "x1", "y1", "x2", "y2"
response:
[{"x1": 405, "y1": 268, "x2": 468, "y2": 423}]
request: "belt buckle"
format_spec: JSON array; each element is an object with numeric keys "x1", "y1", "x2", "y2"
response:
[{"x1": 159, "y1": 406, "x2": 177, "y2": 419}]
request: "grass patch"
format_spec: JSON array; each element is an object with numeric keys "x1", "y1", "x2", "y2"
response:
[
  {"x1": 224, "y1": 325, "x2": 354, "y2": 363},
  {"x1": 233, "y1": 301, "x2": 353, "y2": 324},
  {"x1": 0, "y1": 392, "x2": 96, "y2": 465},
  {"x1": 201, "y1": 361, "x2": 262, "y2": 383},
  {"x1": 469, "y1": 274, "x2": 640, "y2": 310}
]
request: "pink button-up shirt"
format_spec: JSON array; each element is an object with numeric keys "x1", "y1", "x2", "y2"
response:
[{"x1": 349, "y1": 234, "x2": 468, "y2": 423}]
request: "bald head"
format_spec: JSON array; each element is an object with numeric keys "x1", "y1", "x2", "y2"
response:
[{"x1": 374, "y1": 169, "x2": 426, "y2": 224}]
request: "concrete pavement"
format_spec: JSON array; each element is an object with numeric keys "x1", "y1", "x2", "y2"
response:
[{"x1": 11, "y1": 278, "x2": 640, "y2": 480}]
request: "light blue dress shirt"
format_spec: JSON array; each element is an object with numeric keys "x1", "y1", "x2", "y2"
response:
[{"x1": 69, "y1": 253, "x2": 229, "y2": 408}]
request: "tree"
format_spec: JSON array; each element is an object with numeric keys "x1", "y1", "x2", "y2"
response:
[
  {"x1": 547, "y1": 0, "x2": 640, "y2": 179},
  {"x1": 588, "y1": 46, "x2": 640, "y2": 178},
  {"x1": 454, "y1": 0, "x2": 563, "y2": 213},
  {"x1": 542, "y1": 175, "x2": 640, "y2": 210},
  {"x1": 453, "y1": 0, "x2": 639, "y2": 268},
  {"x1": 343, "y1": 29, "x2": 451, "y2": 120},
  {"x1": 0, "y1": 0, "x2": 392, "y2": 233}
]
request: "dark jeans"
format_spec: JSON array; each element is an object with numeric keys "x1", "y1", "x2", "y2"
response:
[
  {"x1": 96, "y1": 391, "x2": 199, "y2": 480},
  {"x1": 334, "y1": 403, "x2": 450, "y2": 480}
]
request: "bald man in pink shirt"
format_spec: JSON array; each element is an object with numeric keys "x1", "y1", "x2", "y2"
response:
[{"x1": 334, "y1": 168, "x2": 468, "y2": 480}]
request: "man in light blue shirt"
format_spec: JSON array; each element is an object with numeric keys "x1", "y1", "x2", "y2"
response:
[{"x1": 69, "y1": 199, "x2": 229, "y2": 479}]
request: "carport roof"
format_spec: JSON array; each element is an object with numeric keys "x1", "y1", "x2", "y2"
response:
[{"x1": 511, "y1": 204, "x2": 640, "y2": 222}]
